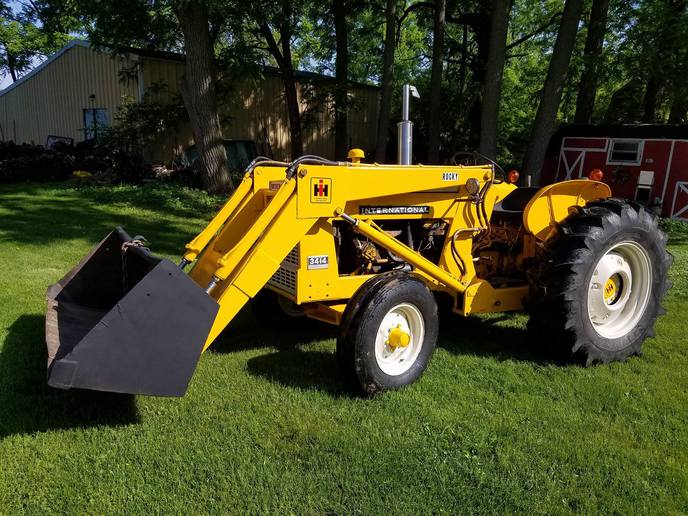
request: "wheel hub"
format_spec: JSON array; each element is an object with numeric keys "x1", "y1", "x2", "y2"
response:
[
  {"x1": 603, "y1": 274, "x2": 622, "y2": 305},
  {"x1": 374, "y1": 303, "x2": 425, "y2": 376},
  {"x1": 589, "y1": 252, "x2": 633, "y2": 321},
  {"x1": 604, "y1": 274, "x2": 620, "y2": 305},
  {"x1": 386, "y1": 325, "x2": 411, "y2": 348}
]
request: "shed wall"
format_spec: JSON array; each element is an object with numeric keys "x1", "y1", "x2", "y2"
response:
[
  {"x1": 140, "y1": 56, "x2": 379, "y2": 162},
  {"x1": 542, "y1": 135, "x2": 688, "y2": 218},
  {"x1": 0, "y1": 44, "x2": 379, "y2": 165},
  {"x1": 0, "y1": 44, "x2": 137, "y2": 145}
]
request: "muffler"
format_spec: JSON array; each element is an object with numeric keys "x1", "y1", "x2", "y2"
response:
[{"x1": 45, "y1": 228, "x2": 219, "y2": 396}]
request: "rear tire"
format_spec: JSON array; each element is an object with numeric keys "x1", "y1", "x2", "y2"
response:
[
  {"x1": 528, "y1": 199, "x2": 672, "y2": 365},
  {"x1": 337, "y1": 272, "x2": 439, "y2": 396}
]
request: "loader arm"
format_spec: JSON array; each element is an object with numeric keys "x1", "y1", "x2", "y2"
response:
[
  {"x1": 182, "y1": 172, "x2": 254, "y2": 264},
  {"x1": 191, "y1": 176, "x2": 318, "y2": 348}
]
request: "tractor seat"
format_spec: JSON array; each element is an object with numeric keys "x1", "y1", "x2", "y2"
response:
[{"x1": 492, "y1": 187, "x2": 539, "y2": 217}]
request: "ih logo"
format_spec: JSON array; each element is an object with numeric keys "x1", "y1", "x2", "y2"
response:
[
  {"x1": 310, "y1": 177, "x2": 332, "y2": 203},
  {"x1": 605, "y1": 281, "x2": 615, "y2": 297}
]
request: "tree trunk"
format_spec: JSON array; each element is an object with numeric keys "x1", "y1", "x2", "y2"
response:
[
  {"x1": 522, "y1": 0, "x2": 584, "y2": 185},
  {"x1": 668, "y1": 96, "x2": 688, "y2": 124},
  {"x1": 174, "y1": 0, "x2": 230, "y2": 193},
  {"x1": 6, "y1": 50, "x2": 17, "y2": 82},
  {"x1": 665, "y1": 0, "x2": 688, "y2": 124},
  {"x1": 374, "y1": 0, "x2": 397, "y2": 163},
  {"x1": 333, "y1": 0, "x2": 349, "y2": 160},
  {"x1": 478, "y1": 0, "x2": 510, "y2": 159},
  {"x1": 573, "y1": 0, "x2": 610, "y2": 124},
  {"x1": 282, "y1": 67, "x2": 303, "y2": 159},
  {"x1": 641, "y1": 0, "x2": 685, "y2": 124},
  {"x1": 642, "y1": 75, "x2": 660, "y2": 123},
  {"x1": 427, "y1": 0, "x2": 446, "y2": 164},
  {"x1": 259, "y1": 12, "x2": 303, "y2": 159},
  {"x1": 457, "y1": 24, "x2": 468, "y2": 97},
  {"x1": 603, "y1": 80, "x2": 642, "y2": 123},
  {"x1": 280, "y1": 37, "x2": 303, "y2": 159},
  {"x1": 460, "y1": 10, "x2": 490, "y2": 149}
]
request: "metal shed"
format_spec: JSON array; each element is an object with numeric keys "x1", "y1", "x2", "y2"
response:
[{"x1": 0, "y1": 40, "x2": 379, "y2": 163}]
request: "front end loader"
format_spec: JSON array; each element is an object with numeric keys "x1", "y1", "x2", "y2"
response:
[{"x1": 45, "y1": 152, "x2": 671, "y2": 396}]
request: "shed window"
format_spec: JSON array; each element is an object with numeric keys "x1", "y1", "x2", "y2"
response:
[
  {"x1": 83, "y1": 108, "x2": 109, "y2": 140},
  {"x1": 607, "y1": 139, "x2": 642, "y2": 165}
]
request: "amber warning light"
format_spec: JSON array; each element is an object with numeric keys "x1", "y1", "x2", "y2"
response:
[{"x1": 589, "y1": 169, "x2": 604, "y2": 181}]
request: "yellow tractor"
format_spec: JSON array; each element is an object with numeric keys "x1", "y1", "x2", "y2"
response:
[
  {"x1": 44, "y1": 147, "x2": 671, "y2": 397},
  {"x1": 42, "y1": 81, "x2": 672, "y2": 397}
]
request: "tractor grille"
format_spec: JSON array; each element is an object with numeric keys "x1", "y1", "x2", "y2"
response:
[
  {"x1": 284, "y1": 246, "x2": 299, "y2": 267},
  {"x1": 267, "y1": 245, "x2": 299, "y2": 294}
]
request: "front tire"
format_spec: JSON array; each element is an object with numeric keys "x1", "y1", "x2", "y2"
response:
[
  {"x1": 337, "y1": 272, "x2": 439, "y2": 396},
  {"x1": 528, "y1": 199, "x2": 672, "y2": 365}
]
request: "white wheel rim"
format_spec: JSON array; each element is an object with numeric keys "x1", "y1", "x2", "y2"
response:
[
  {"x1": 587, "y1": 241, "x2": 652, "y2": 340},
  {"x1": 374, "y1": 303, "x2": 425, "y2": 376}
]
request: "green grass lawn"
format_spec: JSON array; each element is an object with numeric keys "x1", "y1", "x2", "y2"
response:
[{"x1": 1, "y1": 182, "x2": 687, "y2": 514}]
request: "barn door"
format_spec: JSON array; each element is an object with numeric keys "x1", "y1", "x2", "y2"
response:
[
  {"x1": 556, "y1": 149, "x2": 585, "y2": 181},
  {"x1": 671, "y1": 181, "x2": 688, "y2": 219}
]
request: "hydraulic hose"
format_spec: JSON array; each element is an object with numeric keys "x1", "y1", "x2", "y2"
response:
[
  {"x1": 246, "y1": 156, "x2": 290, "y2": 176},
  {"x1": 286, "y1": 155, "x2": 343, "y2": 179}
]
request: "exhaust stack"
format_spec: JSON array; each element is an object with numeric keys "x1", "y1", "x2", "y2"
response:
[{"x1": 397, "y1": 84, "x2": 419, "y2": 165}]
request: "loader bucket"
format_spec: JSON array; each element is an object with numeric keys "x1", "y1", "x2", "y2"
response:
[{"x1": 45, "y1": 228, "x2": 219, "y2": 396}]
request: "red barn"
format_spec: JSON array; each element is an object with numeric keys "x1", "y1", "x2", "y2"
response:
[{"x1": 541, "y1": 125, "x2": 688, "y2": 219}]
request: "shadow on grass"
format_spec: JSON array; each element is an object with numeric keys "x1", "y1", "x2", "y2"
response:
[
  {"x1": 668, "y1": 235, "x2": 688, "y2": 246},
  {"x1": 211, "y1": 308, "x2": 337, "y2": 353},
  {"x1": 246, "y1": 349, "x2": 351, "y2": 397},
  {"x1": 0, "y1": 183, "x2": 217, "y2": 255},
  {"x1": 0, "y1": 314, "x2": 139, "y2": 439},
  {"x1": 231, "y1": 309, "x2": 556, "y2": 395},
  {"x1": 212, "y1": 313, "x2": 351, "y2": 396},
  {"x1": 437, "y1": 313, "x2": 557, "y2": 365}
]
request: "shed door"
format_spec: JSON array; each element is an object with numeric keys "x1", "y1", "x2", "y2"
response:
[
  {"x1": 671, "y1": 181, "x2": 688, "y2": 219},
  {"x1": 557, "y1": 149, "x2": 584, "y2": 180}
]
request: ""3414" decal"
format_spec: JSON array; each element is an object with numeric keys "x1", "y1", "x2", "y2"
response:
[{"x1": 307, "y1": 255, "x2": 329, "y2": 270}]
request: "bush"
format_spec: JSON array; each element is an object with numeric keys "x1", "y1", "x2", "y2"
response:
[
  {"x1": 659, "y1": 217, "x2": 688, "y2": 242},
  {"x1": 97, "y1": 85, "x2": 186, "y2": 183}
]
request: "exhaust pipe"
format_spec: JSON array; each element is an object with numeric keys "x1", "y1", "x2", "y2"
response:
[{"x1": 397, "y1": 84, "x2": 420, "y2": 165}]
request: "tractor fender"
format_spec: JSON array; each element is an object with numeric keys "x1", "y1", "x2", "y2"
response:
[{"x1": 523, "y1": 179, "x2": 612, "y2": 241}]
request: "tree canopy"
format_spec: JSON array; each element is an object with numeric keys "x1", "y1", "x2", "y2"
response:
[{"x1": 2, "y1": 0, "x2": 687, "y2": 187}]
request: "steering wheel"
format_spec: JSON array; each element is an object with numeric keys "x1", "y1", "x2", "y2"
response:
[{"x1": 451, "y1": 151, "x2": 505, "y2": 182}]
